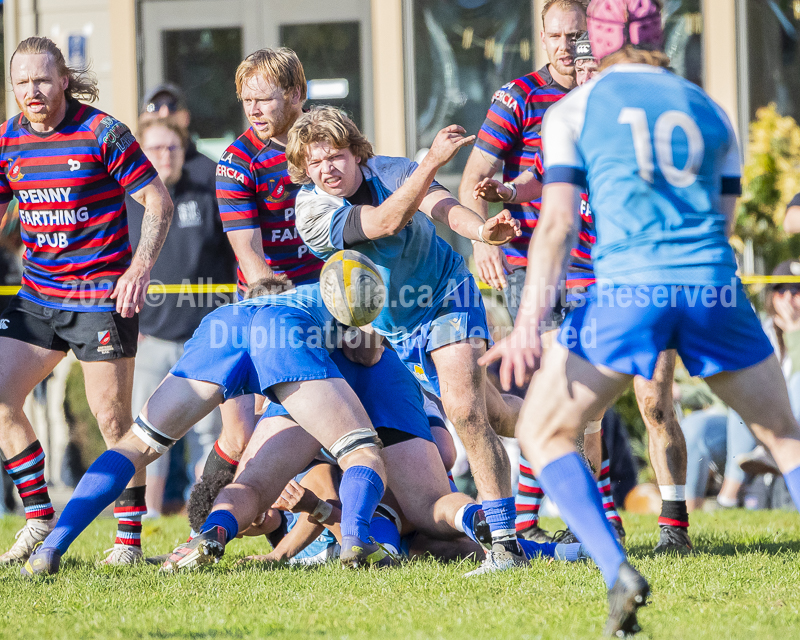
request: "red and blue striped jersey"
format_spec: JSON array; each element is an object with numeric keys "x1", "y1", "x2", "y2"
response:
[
  {"x1": 476, "y1": 66, "x2": 596, "y2": 291},
  {"x1": 216, "y1": 128, "x2": 323, "y2": 297},
  {"x1": 0, "y1": 99, "x2": 157, "y2": 310},
  {"x1": 476, "y1": 66, "x2": 568, "y2": 266}
]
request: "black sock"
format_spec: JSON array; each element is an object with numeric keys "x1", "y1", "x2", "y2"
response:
[{"x1": 659, "y1": 499, "x2": 689, "y2": 528}]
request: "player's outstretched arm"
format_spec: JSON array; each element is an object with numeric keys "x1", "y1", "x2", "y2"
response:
[
  {"x1": 479, "y1": 182, "x2": 580, "y2": 390},
  {"x1": 358, "y1": 125, "x2": 474, "y2": 240},
  {"x1": 111, "y1": 178, "x2": 173, "y2": 318},
  {"x1": 459, "y1": 147, "x2": 512, "y2": 290},
  {"x1": 423, "y1": 191, "x2": 521, "y2": 246}
]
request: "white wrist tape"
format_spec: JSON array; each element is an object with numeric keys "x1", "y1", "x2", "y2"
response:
[
  {"x1": 584, "y1": 420, "x2": 602, "y2": 435},
  {"x1": 476, "y1": 223, "x2": 489, "y2": 244},
  {"x1": 310, "y1": 499, "x2": 334, "y2": 524}
]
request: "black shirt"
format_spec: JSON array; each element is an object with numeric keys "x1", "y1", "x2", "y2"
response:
[{"x1": 126, "y1": 170, "x2": 236, "y2": 342}]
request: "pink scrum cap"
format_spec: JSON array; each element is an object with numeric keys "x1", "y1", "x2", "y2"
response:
[{"x1": 587, "y1": 0, "x2": 663, "y2": 61}]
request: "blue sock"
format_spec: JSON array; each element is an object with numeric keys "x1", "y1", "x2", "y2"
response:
[
  {"x1": 482, "y1": 497, "x2": 517, "y2": 541},
  {"x1": 783, "y1": 465, "x2": 800, "y2": 510},
  {"x1": 369, "y1": 515, "x2": 401, "y2": 554},
  {"x1": 340, "y1": 466, "x2": 384, "y2": 541},
  {"x1": 539, "y1": 452, "x2": 625, "y2": 587},
  {"x1": 518, "y1": 538, "x2": 557, "y2": 559},
  {"x1": 42, "y1": 451, "x2": 135, "y2": 555},
  {"x1": 201, "y1": 509, "x2": 238, "y2": 543},
  {"x1": 459, "y1": 503, "x2": 484, "y2": 545}
]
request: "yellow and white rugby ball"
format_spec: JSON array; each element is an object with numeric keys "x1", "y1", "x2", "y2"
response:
[{"x1": 320, "y1": 250, "x2": 386, "y2": 326}]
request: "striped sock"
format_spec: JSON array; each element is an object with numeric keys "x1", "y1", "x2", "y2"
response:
[
  {"x1": 202, "y1": 441, "x2": 239, "y2": 478},
  {"x1": 3, "y1": 440, "x2": 54, "y2": 520},
  {"x1": 515, "y1": 454, "x2": 543, "y2": 532},
  {"x1": 446, "y1": 470, "x2": 457, "y2": 493},
  {"x1": 597, "y1": 437, "x2": 622, "y2": 524},
  {"x1": 113, "y1": 486, "x2": 147, "y2": 547}
]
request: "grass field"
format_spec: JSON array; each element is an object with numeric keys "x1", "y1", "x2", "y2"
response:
[{"x1": 1, "y1": 510, "x2": 800, "y2": 639}]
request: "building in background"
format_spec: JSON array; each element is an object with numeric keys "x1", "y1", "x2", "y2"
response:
[{"x1": 2, "y1": 1, "x2": 800, "y2": 239}]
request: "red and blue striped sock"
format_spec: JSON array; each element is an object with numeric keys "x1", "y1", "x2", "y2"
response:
[
  {"x1": 598, "y1": 438, "x2": 622, "y2": 525},
  {"x1": 113, "y1": 486, "x2": 147, "y2": 547},
  {"x1": 516, "y1": 454, "x2": 543, "y2": 532},
  {"x1": 3, "y1": 440, "x2": 54, "y2": 520}
]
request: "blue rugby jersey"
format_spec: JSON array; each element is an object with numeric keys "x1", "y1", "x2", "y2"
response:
[
  {"x1": 0, "y1": 99, "x2": 157, "y2": 310},
  {"x1": 476, "y1": 66, "x2": 568, "y2": 266},
  {"x1": 216, "y1": 129, "x2": 323, "y2": 298},
  {"x1": 542, "y1": 64, "x2": 741, "y2": 286}
]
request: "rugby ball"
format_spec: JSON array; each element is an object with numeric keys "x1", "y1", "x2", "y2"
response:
[{"x1": 320, "y1": 250, "x2": 386, "y2": 326}]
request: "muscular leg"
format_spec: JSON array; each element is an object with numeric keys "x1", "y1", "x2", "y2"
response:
[
  {"x1": 432, "y1": 338, "x2": 523, "y2": 558},
  {"x1": 0, "y1": 338, "x2": 63, "y2": 562},
  {"x1": 34, "y1": 374, "x2": 225, "y2": 559},
  {"x1": 706, "y1": 356, "x2": 800, "y2": 485},
  {"x1": 519, "y1": 343, "x2": 632, "y2": 588},
  {"x1": 633, "y1": 350, "x2": 691, "y2": 551}
]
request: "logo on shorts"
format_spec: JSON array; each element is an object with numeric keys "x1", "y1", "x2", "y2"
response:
[
  {"x1": 0, "y1": 319, "x2": 8, "y2": 330},
  {"x1": 412, "y1": 364, "x2": 428, "y2": 382},
  {"x1": 7, "y1": 158, "x2": 24, "y2": 182},
  {"x1": 97, "y1": 330, "x2": 111, "y2": 345}
]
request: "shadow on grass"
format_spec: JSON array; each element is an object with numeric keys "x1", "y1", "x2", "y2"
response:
[{"x1": 624, "y1": 539, "x2": 800, "y2": 558}]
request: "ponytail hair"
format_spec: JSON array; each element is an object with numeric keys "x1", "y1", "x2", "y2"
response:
[{"x1": 11, "y1": 37, "x2": 99, "y2": 103}]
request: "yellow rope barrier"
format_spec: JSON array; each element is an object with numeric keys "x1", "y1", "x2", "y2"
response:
[{"x1": 1, "y1": 275, "x2": 799, "y2": 297}]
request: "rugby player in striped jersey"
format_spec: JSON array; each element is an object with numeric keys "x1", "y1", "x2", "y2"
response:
[
  {"x1": 0, "y1": 37, "x2": 173, "y2": 565},
  {"x1": 199, "y1": 48, "x2": 325, "y2": 488}
]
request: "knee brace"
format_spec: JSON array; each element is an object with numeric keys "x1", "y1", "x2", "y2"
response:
[
  {"x1": 132, "y1": 415, "x2": 178, "y2": 455},
  {"x1": 327, "y1": 427, "x2": 382, "y2": 464}
]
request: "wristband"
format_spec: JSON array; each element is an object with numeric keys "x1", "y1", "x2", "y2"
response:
[
  {"x1": 475, "y1": 223, "x2": 490, "y2": 245},
  {"x1": 501, "y1": 181, "x2": 517, "y2": 203},
  {"x1": 310, "y1": 499, "x2": 333, "y2": 524}
]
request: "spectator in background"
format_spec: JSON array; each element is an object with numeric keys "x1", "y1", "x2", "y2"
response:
[
  {"x1": 140, "y1": 83, "x2": 216, "y2": 188},
  {"x1": 126, "y1": 117, "x2": 236, "y2": 516},
  {"x1": 783, "y1": 192, "x2": 800, "y2": 234}
]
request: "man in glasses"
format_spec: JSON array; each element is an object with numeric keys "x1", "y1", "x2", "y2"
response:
[{"x1": 139, "y1": 83, "x2": 217, "y2": 192}]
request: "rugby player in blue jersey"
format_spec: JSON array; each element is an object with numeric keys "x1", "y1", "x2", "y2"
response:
[
  {"x1": 482, "y1": 0, "x2": 800, "y2": 634},
  {"x1": 287, "y1": 109, "x2": 534, "y2": 574},
  {"x1": 0, "y1": 37, "x2": 173, "y2": 565}
]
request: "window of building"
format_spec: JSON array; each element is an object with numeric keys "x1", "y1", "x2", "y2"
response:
[
  {"x1": 742, "y1": 0, "x2": 800, "y2": 122},
  {"x1": 406, "y1": 0, "x2": 533, "y2": 179},
  {"x1": 663, "y1": 0, "x2": 704, "y2": 87}
]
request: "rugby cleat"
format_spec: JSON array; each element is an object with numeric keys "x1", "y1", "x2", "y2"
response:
[
  {"x1": 0, "y1": 517, "x2": 57, "y2": 565},
  {"x1": 603, "y1": 562, "x2": 650, "y2": 637},
  {"x1": 100, "y1": 544, "x2": 143, "y2": 566},
  {"x1": 551, "y1": 528, "x2": 579, "y2": 545},
  {"x1": 517, "y1": 522, "x2": 553, "y2": 543},
  {"x1": 653, "y1": 525, "x2": 692, "y2": 555},
  {"x1": 464, "y1": 541, "x2": 527, "y2": 576},
  {"x1": 20, "y1": 543, "x2": 61, "y2": 577},
  {"x1": 339, "y1": 535, "x2": 396, "y2": 568},
  {"x1": 160, "y1": 526, "x2": 226, "y2": 572}
]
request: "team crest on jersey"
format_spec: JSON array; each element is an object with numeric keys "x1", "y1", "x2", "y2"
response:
[
  {"x1": 7, "y1": 158, "x2": 24, "y2": 182},
  {"x1": 266, "y1": 178, "x2": 290, "y2": 203}
]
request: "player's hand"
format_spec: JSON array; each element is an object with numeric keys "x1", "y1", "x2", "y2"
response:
[
  {"x1": 478, "y1": 322, "x2": 543, "y2": 390},
  {"x1": 272, "y1": 480, "x2": 320, "y2": 514},
  {"x1": 110, "y1": 260, "x2": 150, "y2": 318},
  {"x1": 481, "y1": 210, "x2": 521, "y2": 246},
  {"x1": 473, "y1": 177, "x2": 512, "y2": 203},
  {"x1": 773, "y1": 290, "x2": 800, "y2": 333},
  {"x1": 473, "y1": 242, "x2": 512, "y2": 290},
  {"x1": 424, "y1": 125, "x2": 476, "y2": 169}
]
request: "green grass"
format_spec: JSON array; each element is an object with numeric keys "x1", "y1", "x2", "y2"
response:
[{"x1": 2, "y1": 510, "x2": 800, "y2": 639}]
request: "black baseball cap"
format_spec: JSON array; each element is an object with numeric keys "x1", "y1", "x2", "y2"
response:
[
  {"x1": 141, "y1": 83, "x2": 187, "y2": 114},
  {"x1": 770, "y1": 259, "x2": 800, "y2": 291},
  {"x1": 575, "y1": 31, "x2": 594, "y2": 62}
]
